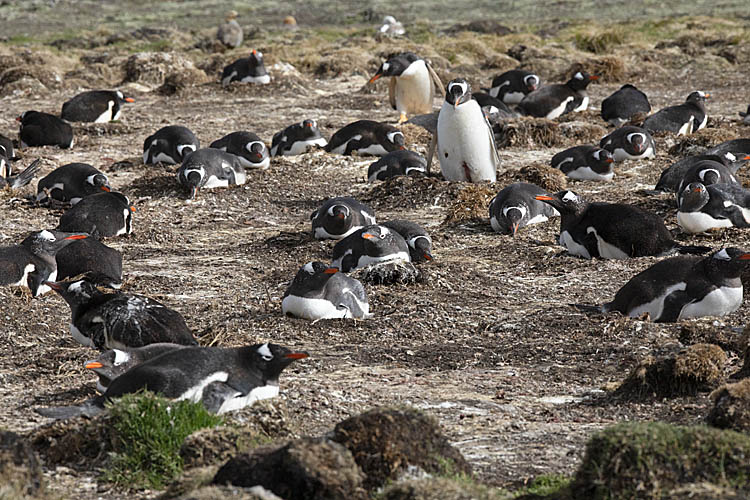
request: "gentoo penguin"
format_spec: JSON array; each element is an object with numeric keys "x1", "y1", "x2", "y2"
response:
[
  {"x1": 221, "y1": 50, "x2": 270, "y2": 86},
  {"x1": 85, "y1": 343, "x2": 187, "y2": 393},
  {"x1": 643, "y1": 91, "x2": 710, "y2": 135},
  {"x1": 550, "y1": 145, "x2": 615, "y2": 181},
  {"x1": 595, "y1": 248, "x2": 750, "y2": 322},
  {"x1": 55, "y1": 237, "x2": 123, "y2": 288},
  {"x1": 0, "y1": 231, "x2": 87, "y2": 296},
  {"x1": 270, "y1": 119, "x2": 327, "y2": 156},
  {"x1": 677, "y1": 183, "x2": 750, "y2": 234},
  {"x1": 310, "y1": 197, "x2": 376, "y2": 240},
  {"x1": 674, "y1": 160, "x2": 739, "y2": 196},
  {"x1": 367, "y1": 150, "x2": 427, "y2": 182},
  {"x1": 176, "y1": 148, "x2": 247, "y2": 199},
  {"x1": 324, "y1": 120, "x2": 405, "y2": 156},
  {"x1": 57, "y1": 192, "x2": 134, "y2": 238},
  {"x1": 331, "y1": 224, "x2": 411, "y2": 272},
  {"x1": 377, "y1": 15, "x2": 405, "y2": 37},
  {"x1": 655, "y1": 154, "x2": 740, "y2": 193},
  {"x1": 518, "y1": 72, "x2": 598, "y2": 119},
  {"x1": 489, "y1": 182, "x2": 559, "y2": 236},
  {"x1": 536, "y1": 190, "x2": 709, "y2": 259},
  {"x1": 217, "y1": 10, "x2": 243, "y2": 49},
  {"x1": 61, "y1": 90, "x2": 135, "y2": 123},
  {"x1": 209, "y1": 131, "x2": 270, "y2": 169},
  {"x1": 706, "y1": 139, "x2": 750, "y2": 169},
  {"x1": 599, "y1": 126, "x2": 656, "y2": 161},
  {"x1": 143, "y1": 125, "x2": 200, "y2": 165},
  {"x1": 435, "y1": 78, "x2": 499, "y2": 182},
  {"x1": 368, "y1": 52, "x2": 443, "y2": 123},
  {"x1": 740, "y1": 105, "x2": 750, "y2": 125},
  {"x1": 36, "y1": 343, "x2": 307, "y2": 418},
  {"x1": 281, "y1": 262, "x2": 370, "y2": 320},
  {"x1": 17, "y1": 111, "x2": 73, "y2": 149},
  {"x1": 600, "y1": 84, "x2": 651, "y2": 126},
  {"x1": 0, "y1": 159, "x2": 41, "y2": 191},
  {"x1": 381, "y1": 220, "x2": 433, "y2": 262},
  {"x1": 0, "y1": 133, "x2": 17, "y2": 179},
  {"x1": 47, "y1": 278, "x2": 197, "y2": 350},
  {"x1": 36, "y1": 163, "x2": 110, "y2": 204},
  {"x1": 472, "y1": 92, "x2": 520, "y2": 121},
  {"x1": 488, "y1": 69, "x2": 540, "y2": 105}
]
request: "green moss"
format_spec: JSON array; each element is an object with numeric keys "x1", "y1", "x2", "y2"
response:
[
  {"x1": 102, "y1": 391, "x2": 223, "y2": 490},
  {"x1": 573, "y1": 422, "x2": 750, "y2": 499},
  {"x1": 572, "y1": 27, "x2": 627, "y2": 53}
]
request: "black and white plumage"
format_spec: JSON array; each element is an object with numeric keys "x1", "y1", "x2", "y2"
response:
[
  {"x1": 368, "y1": 52, "x2": 443, "y2": 123},
  {"x1": 61, "y1": 90, "x2": 135, "y2": 123},
  {"x1": 518, "y1": 72, "x2": 598, "y2": 119},
  {"x1": 674, "y1": 160, "x2": 739, "y2": 196},
  {"x1": 0, "y1": 159, "x2": 41, "y2": 191},
  {"x1": 85, "y1": 343, "x2": 187, "y2": 393},
  {"x1": 599, "y1": 125, "x2": 656, "y2": 161},
  {"x1": 677, "y1": 183, "x2": 750, "y2": 234},
  {"x1": 435, "y1": 78, "x2": 499, "y2": 182},
  {"x1": 740, "y1": 105, "x2": 750, "y2": 125},
  {"x1": 281, "y1": 262, "x2": 370, "y2": 320},
  {"x1": 377, "y1": 15, "x2": 405, "y2": 37},
  {"x1": 0, "y1": 230, "x2": 87, "y2": 297},
  {"x1": 221, "y1": 50, "x2": 270, "y2": 86},
  {"x1": 0, "y1": 133, "x2": 17, "y2": 180},
  {"x1": 488, "y1": 69, "x2": 540, "y2": 105},
  {"x1": 536, "y1": 190, "x2": 708, "y2": 259},
  {"x1": 655, "y1": 154, "x2": 737, "y2": 193},
  {"x1": 550, "y1": 145, "x2": 615, "y2": 181},
  {"x1": 55, "y1": 237, "x2": 123, "y2": 288},
  {"x1": 17, "y1": 111, "x2": 73, "y2": 149},
  {"x1": 57, "y1": 192, "x2": 134, "y2": 238},
  {"x1": 331, "y1": 225, "x2": 411, "y2": 272},
  {"x1": 643, "y1": 91, "x2": 710, "y2": 135},
  {"x1": 36, "y1": 163, "x2": 111, "y2": 204},
  {"x1": 324, "y1": 120, "x2": 405, "y2": 156},
  {"x1": 209, "y1": 132, "x2": 270, "y2": 169},
  {"x1": 489, "y1": 182, "x2": 559, "y2": 236},
  {"x1": 600, "y1": 84, "x2": 651, "y2": 126},
  {"x1": 143, "y1": 125, "x2": 200, "y2": 165},
  {"x1": 310, "y1": 197, "x2": 376, "y2": 240},
  {"x1": 176, "y1": 148, "x2": 247, "y2": 199},
  {"x1": 47, "y1": 279, "x2": 198, "y2": 350},
  {"x1": 706, "y1": 139, "x2": 750, "y2": 169},
  {"x1": 598, "y1": 248, "x2": 750, "y2": 322},
  {"x1": 381, "y1": 220, "x2": 433, "y2": 262},
  {"x1": 367, "y1": 150, "x2": 427, "y2": 182},
  {"x1": 471, "y1": 92, "x2": 520, "y2": 121},
  {"x1": 217, "y1": 10, "x2": 243, "y2": 48},
  {"x1": 270, "y1": 119, "x2": 328, "y2": 156}
]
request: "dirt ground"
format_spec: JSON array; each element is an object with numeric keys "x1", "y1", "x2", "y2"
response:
[{"x1": 1, "y1": 13, "x2": 750, "y2": 499}]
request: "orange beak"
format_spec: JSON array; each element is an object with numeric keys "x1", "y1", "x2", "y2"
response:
[
  {"x1": 704, "y1": 93, "x2": 711, "y2": 99},
  {"x1": 64, "y1": 234, "x2": 87, "y2": 240},
  {"x1": 285, "y1": 352, "x2": 309, "y2": 360},
  {"x1": 423, "y1": 252, "x2": 433, "y2": 261},
  {"x1": 739, "y1": 253, "x2": 750, "y2": 260},
  {"x1": 743, "y1": 155, "x2": 750, "y2": 160},
  {"x1": 535, "y1": 195, "x2": 555, "y2": 201},
  {"x1": 101, "y1": 186, "x2": 110, "y2": 192},
  {"x1": 15, "y1": 116, "x2": 21, "y2": 122},
  {"x1": 368, "y1": 73, "x2": 382, "y2": 84},
  {"x1": 85, "y1": 361, "x2": 104, "y2": 369},
  {"x1": 125, "y1": 97, "x2": 135, "y2": 103},
  {"x1": 590, "y1": 75, "x2": 600, "y2": 80},
  {"x1": 324, "y1": 267, "x2": 339, "y2": 274},
  {"x1": 606, "y1": 158, "x2": 614, "y2": 164},
  {"x1": 130, "y1": 206, "x2": 136, "y2": 213},
  {"x1": 511, "y1": 222, "x2": 520, "y2": 236},
  {"x1": 252, "y1": 49, "x2": 257, "y2": 55}
]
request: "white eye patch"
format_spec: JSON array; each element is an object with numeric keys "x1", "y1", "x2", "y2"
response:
[
  {"x1": 562, "y1": 191, "x2": 578, "y2": 202},
  {"x1": 303, "y1": 262, "x2": 315, "y2": 274},
  {"x1": 626, "y1": 133, "x2": 645, "y2": 144},
  {"x1": 574, "y1": 72, "x2": 584, "y2": 80},
  {"x1": 382, "y1": 62, "x2": 390, "y2": 72},
  {"x1": 387, "y1": 131, "x2": 404, "y2": 143},
  {"x1": 524, "y1": 75, "x2": 539, "y2": 85},
  {"x1": 502, "y1": 205, "x2": 527, "y2": 219},
  {"x1": 257, "y1": 343, "x2": 273, "y2": 360},
  {"x1": 714, "y1": 248, "x2": 730, "y2": 261},
  {"x1": 38, "y1": 230, "x2": 56, "y2": 241},
  {"x1": 448, "y1": 81, "x2": 468, "y2": 96},
  {"x1": 245, "y1": 141, "x2": 265, "y2": 154},
  {"x1": 113, "y1": 350, "x2": 130, "y2": 366}
]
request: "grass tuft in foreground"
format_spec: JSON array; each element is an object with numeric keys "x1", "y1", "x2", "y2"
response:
[{"x1": 102, "y1": 391, "x2": 223, "y2": 490}]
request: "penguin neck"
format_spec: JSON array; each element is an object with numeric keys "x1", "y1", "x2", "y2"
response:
[
  {"x1": 702, "y1": 259, "x2": 743, "y2": 287},
  {"x1": 687, "y1": 100, "x2": 706, "y2": 113},
  {"x1": 557, "y1": 203, "x2": 588, "y2": 227}
]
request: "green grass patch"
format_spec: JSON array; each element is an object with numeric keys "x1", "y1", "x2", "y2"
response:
[
  {"x1": 102, "y1": 391, "x2": 223, "y2": 490},
  {"x1": 573, "y1": 27, "x2": 628, "y2": 53}
]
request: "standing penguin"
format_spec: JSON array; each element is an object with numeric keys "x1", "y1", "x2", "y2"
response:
[
  {"x1": 518, "y1": 72, "x2": 598, "y2": 119},
  {"x1": 281, "y1": 262, "x2": 370, "y2": 320},
  {"x1": 61, "y1": 90, "x2": 135, "y2": 123},
  {"x1": 489, "y1": 182, "x2": 559, "y2": 236},
  {"x1": 435, "y1": 78, "x2": 499, "y2": 182},
  {"x1": 217, "y1": 10, "x2": 243, "y2": 49},
  {"x1": 221, "y1": 50, "x2": 270, "y2": 86},
  {"x1": 270, "y1": 119, "x2": 328, "y2": 156},
  {"x1": 0, "y1": 230, "x2": 87, "y2": 296},
  {"x1": 643, "y1": 91, "x2": 710, "y2": 135},
  {"x1": 176, "y1": 148, "x2": 247, "y2": 199},
  {"x1": 368, "y1": 52, "x2": 444, "y2": 123},
  {"x1": 18, "y1": 111, "x2": 73, "y2": 149},
  {"x1": 331, "y1": 225, "x2": 411, "y2": 272},
  {"x1": 550, "y1": 145, "x2": 615, "y2": 181},
  {"x1": 36, "y1": 163, "x2": 111, "y2": 204},
  {"x1": 47, "y1": 278, "x2": 198, "y2": 350},
  {"x1": 310, "y1": 197, "x2": 376, "y2": 240},
  {"x1": 380, "y1": 219, "x2": 433, "y2": 262},
  {"x1": 488, "y1": 69, "x2": 540, "y2": 104},
  {"x1": 600, "y1": 84, "x2": 651, "y2": 126},
  {"x1": 143, "y1": 125, "x2": 200, "y2": 165},
  {"x1": 599, "y1": 126, "x2": 656, "y2": 161},
  {"x1": 677, "y1": 183, "x2": 750, "y2": 234},
  {"x1": 209, "y1": 131, "x2": 270, "y2": 169},
  {"x1": 57, "y1": 192, "x2": 135, "y2": 238}
]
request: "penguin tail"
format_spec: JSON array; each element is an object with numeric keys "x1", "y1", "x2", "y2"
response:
[
  {"x1": 675, "y1": 245, "x2": 712, "y2": 255},
  {"x1": 571, "y1": 303, "x2": 604, "y2": 314},
  {"x1": 35, "y1": 398, "x2": 104, "y2": 420},
  {"x1": 9, "y1": 159, "x2": 42, "y2": 189}
]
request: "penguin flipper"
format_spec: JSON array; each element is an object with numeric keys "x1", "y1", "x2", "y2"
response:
[
  {"x1": 724, "y1": 206, "x2": 750, "y2": 227},
  {"x1": 427, "y1": 62, "x2": 445, "y2": 97},
  {"x1": 426, "y1": 133, "x2": 437, "y2": 175},
  {"x1": 35, "y1": 398, "x2": 105, "y2": 420},
  {"x1": 571, "y1": 303, "x2": 604, "y2": 314},
  {"x1": 482, "y1": 113, "x2": 501, "y2": 173},
  {"x1": 658, "y1": 290, "x2": 691, "y2": 323},
  {"x1": 388, "y1": 78, "x2": 397, "y2": 111},
  {"x1": 674, "y1": 245, "x2": 712, "y2": 256}
]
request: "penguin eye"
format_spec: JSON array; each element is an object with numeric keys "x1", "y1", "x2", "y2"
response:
[
  {"x1": 379, "y1": 233, "x2": 386, "y2": 239},
  {"x1": 261, "y1": 354, "x2": 273, "y2": 361}
]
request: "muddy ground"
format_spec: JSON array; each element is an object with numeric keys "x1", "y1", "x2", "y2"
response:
[{"x1": 0, "y1": 11, "x2": 749, "y2": 500}]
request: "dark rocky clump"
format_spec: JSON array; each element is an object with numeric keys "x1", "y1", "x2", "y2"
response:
[
  {"x1": 706, "y1": 378, "x2": 750, "y2": 432},
  {"x1": 0, "y1": 431, "x2": 45, "y2": 498}
]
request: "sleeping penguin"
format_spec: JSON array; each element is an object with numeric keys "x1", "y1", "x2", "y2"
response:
[
  {"x1": 677, "y1": 182, "x2": 750, "y2": 234},
  {"x1": 221, "y1": 50, "x2": 270, "y2": 86},
  {"x1": 281, "y1": 262, "x2": 370, "y2": 320},
  {"x1": 600, "y1": 84, "x2": 651, "y2": 126},
  {"x1": 57, "y1": 192, "x2": 135, "y2": 238},
  {"x1": 36, "y1": 163, "x2": 111, "y2": 205},
  {"x1": 599, "y1": 126, "x2": 656, "y2": 161},
  {"x1": 643, "y1": 91, "x2": 710, "y2": 135},
  {"x1": 310, "y1": 197, "x2": 376, "y2": 240},
  {"x1": 61, "y1": 90, "x2": 135, "y2": 123},
  {"x1": 85, "y1": 343, "x2": 187, "y2": 393},
  {"x1": 209, "y1": 131, "x2": 270, "y2": 169},
  {"x1": 550, "y1": 145, "x2": 615, "y2": 181},
  {"x1": 176, "y1": 148, "x2": 247, "y2": 199},
  {"x1": 143, "y1": 125, "x2": 200, "y2": 165},
  {"x1": 270, "y1": 119, "x2": 328, "y2": 156},
  {"x1": 488, "y1": 69, "x2": 540, "y2": 105},
  {"x1": 367, "y1": 150, "x2": 427, "y2": 182},
  {"x1": 325, "y1": 120, "x2": 405, "y2": 156},
  {"x1": 18, "y1": 111, "x2": 74, "y2": 149},
  {"x1": 380, "y1": 219, "x2": 433, "y2": 262},
  {"x1": 518, "y1": 72, "x2": 598, "y2": 119}
]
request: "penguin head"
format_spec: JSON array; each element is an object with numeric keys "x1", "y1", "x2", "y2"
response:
[
  {"x1": 248, "y1": 343, "x2": 308, "y2": 380},
  {"x1": 300, "y1": 119, "x2": 321, "y2": 138},
  {"x1": 567, "y1": 72, "x2": 598, "y2": 90},
  {"x1": 86, "y1": 173, "x2": 111, "y2": 192},
  {"x1": 591, "y1": 148, "x2": 615, "y2": 171},
  {"x1": 626, "y1": 132, "x2": 648, "y2": 154},
  {"x1": 523, "y1": 73, "x2": 539, "y2": 92},
  {"x1": 446, "y1": 79, "x2": 472, "y2": 108},
  {"x1": 535, "y1": 190, "x2": 586, "y2": 216},
  {"x1": 249, "y1": 49, "x2": 264, "y2": 64},
  {"x1": 707, "y1": 248, "x2": 750, "y2": 277},
  {"x1": 678, "y1": 182, "x2": 709, "y2": 210},
  {"x1": 360, "y1": 224, "x2": 400, "y2": 251},
  {"x1": 85, "y1": 349, "x2": 133, "y2": 390},
  {"x1": 502, "y1": 205, "x2": 527, "y2": 236},
  {"x1": 386, "y1": 130, "x2": 406, "y2": 150},
  {"x1": 698, "y1": 168, "x2": 721, "y2": 185},
  {"x1": 327, "y1": 202, "x2": 351, "y2": 224},
  {"x1": 687, "y1": 91, "x2": 710, "y2": 103},
  {"x1": 22, "y1": 230, "x2": 88, "y2": 258},
  {"x1": 45, "y1": 279, "x2": 101, "y2": 312},
  {"x1": 286, "y1": 261, "x2": 339, "y2": 295},
  {"x1": 245, "y1": 141, "x2": 268, "y2": 163},
  {"x1": 409, "y1": 235, "x2": 433, "y2": 261},
  {"x1": 116, "y1": 90, "x2": 135, "y2": 104},
  {"x1": 180, "y1": 167, "x2": 205, "y2": 199},
  {"x1": 369, "y1": 52, "x2": 419, "y2": 82}
]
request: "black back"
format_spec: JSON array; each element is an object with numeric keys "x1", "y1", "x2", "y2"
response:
[
  {"x1": 600, "y1": 84, "x2": 651, "y2": 124},
  {"x1": 57, "y1": 192, "x2": 133, "y2": 238},
  {"x1": 19, "y1": 111, "x2": 73, "y2": 149}
]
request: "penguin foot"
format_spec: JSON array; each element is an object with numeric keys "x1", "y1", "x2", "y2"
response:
[{"x1": 397, "y1": 112, "x2": 408, "y2": 124}]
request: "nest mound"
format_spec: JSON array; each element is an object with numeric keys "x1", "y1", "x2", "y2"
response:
[
  {"x1": 354, "y1": 261, "x2": 425, "y2": 286},
  {"x1": 707, "y1": 378, "x2": 750, "y2": 433},
  {"x1": 443, "y1": 183, "x2": 498, "y2": 223},
  {"x1": 123, "y1": 52, "x2": 209, "y2": 89}
]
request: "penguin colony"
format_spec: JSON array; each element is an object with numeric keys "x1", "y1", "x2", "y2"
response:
[{"x1": 2, "y1": 20, "x2": 750, "y2": 424}]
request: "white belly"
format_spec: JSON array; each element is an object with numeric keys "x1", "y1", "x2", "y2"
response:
[
  {"x1": 177, "y1": 371, "x2": 229, "y2": 403},
  {"x1": 313, "y1": 224, "x2": 362, "y2": 240},
  {"x1": 12, "y1": 263, "x2": 35, "y2": 288},
  {"x1": 437, "y1": 100, "x2": 497, "y2": 182},
  {"x1": 34, "y1": 269, "x2": 56, "y2": 295},
  {"x1": 587, "y1": 227, "x2": 629, "y2": 259},
  {"x1": 354, "y1": 251, "x2": 411, "y2": 270},
  {"x1": 237, "y1": 156, "x2": 270, "y2": 170},
  {"x1": 677, "y1": 120, "x2": 693, "y2": 135},
  {"x1": 612, "y1": 146, "x2": 654, "y2": 162},
  {"x1": 70, "y1": 323, "x2": 95, "y2": 347},
  {"x1": 203, "y1": 175, "x2": 231, "y2": 189},
  {"x1": 94, "y1": 101, "x2": 114, "y2": 123},
  {"x1": 149, "y1": 151, "x2": 178, "y2": 165},
  {"x1": 286, "y1": 137, "x2": 328, "y2": 156},
  {"x1": 545, "y1": 96, "x2": 574, "y2": 119},
  {"x1": 217, "y1": 384, "x2": 279, "y2": 414},
  {"x1": 240, "y1": 74, "x2": 270, "y2": 84},
  {"x1": 629, "y1": 283, "x2": 687, "y2": 320},
  {"x1": 679, "y1": 286, "x2": 742, "y2": 320},
  {"x1": 677, "y1": 210, "x2": 733, "y2": 234},
  {"x1": 329, "y1": 135, "x2": 361, "y2": 155},
  {"x1": 356, "y1": 143, "x2": 389, "y2": 156},
  {"x1": 696, "y1": 114, "x2": 708, "y2": 131},
  {"x1": 394, "y1": 61, "x2": 433, "y2": 114},
  {"x1": 567, "y1": 167, "x2": 613, "y2": 181},
  {"x1": 282, "y1": 294, "x2": 350, "y2": 320},
  {"x1": 503, "y1": 91, "x2": 525, "y2": 104},
  {"x1": 560, "y1": 230, "x2": 591, "y2": 259}
]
